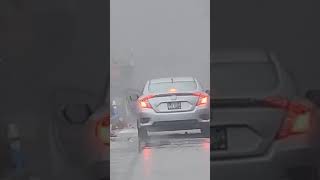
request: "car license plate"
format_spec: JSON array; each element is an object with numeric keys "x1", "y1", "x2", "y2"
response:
[
  {"x1": 167, "y1": 102, "x2": 181, "y2": 110},
  {"x1": 211, "y1": 127, "x2": 227, "y2": 150}
]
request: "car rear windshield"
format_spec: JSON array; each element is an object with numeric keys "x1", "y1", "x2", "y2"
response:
[
  {"x1": 211, "y1": 63, "x2": 278, "y2": 97},
  {"x1": 148, "y1": 81, "x2": 197, "y2": 93}
]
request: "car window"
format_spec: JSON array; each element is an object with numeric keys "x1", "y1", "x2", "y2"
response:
[
  {"x1": 212, "y1": 63, "x2": 278, "y2": 97},
  {"x1": 148, "y1": 81, "x2": 197, "y2": 93}
]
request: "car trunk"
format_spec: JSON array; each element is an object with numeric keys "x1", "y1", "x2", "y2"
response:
[
  {"x1": 211, "y1": 98, "x2": 287, "y2": 159},
  {"x1": 211, "y1": 61, "x2": 291, "y2": 159},
  {"x1": 148, "y1": 93, "x2": 199, "y2": 113}
]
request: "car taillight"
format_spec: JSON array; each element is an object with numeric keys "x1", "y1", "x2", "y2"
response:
[
  {"x1": 264, "y1": 97, "x2": 314, "y2": 140},
  {"x1": 138, "y1": 95, "x2": 154, "y2": 109},
  {"x1": 193, "y1": 92, "x2": 209, "y2": 106}
]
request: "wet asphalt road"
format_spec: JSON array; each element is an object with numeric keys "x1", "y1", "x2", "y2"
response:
[{"x1": 110, "y1": 128, "x2": 210, "y2": 180}]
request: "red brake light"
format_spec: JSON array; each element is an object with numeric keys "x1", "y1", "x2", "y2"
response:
[
  {"x1": 138, "y1": 95, "x2": 154, "y2": 109},
  {"x1": 265, "y1": 97, "x2": 314, "y2": 140},
  {"x1": 193, "y1": 92, "x2": 209, "y2": 106}
]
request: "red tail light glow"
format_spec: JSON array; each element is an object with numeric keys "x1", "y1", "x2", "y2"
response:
[
  {"x1": 264, "y1": 96, "x2": 314, "y2": 140},
  {"x1": 138, "y1": 95, "x2": 154, "y2": 109},
  {"x1": 95, "y1": 114, "x2": 109, "y2": 145},
  {"x1": 193, "y1": 92, "x2": 209, "y2": 106}
]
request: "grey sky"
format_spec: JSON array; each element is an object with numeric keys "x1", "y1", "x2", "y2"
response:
[{"x1": 111, "y1": 0, "x2": 210, "y2": 91}]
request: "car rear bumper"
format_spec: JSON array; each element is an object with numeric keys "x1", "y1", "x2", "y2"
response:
[
  {"x1": 211, "y1": 135, "x2": 317, "y2": 180},
  {"x1": 138, "y1": 107, "x2": 210, "y2": 131}
]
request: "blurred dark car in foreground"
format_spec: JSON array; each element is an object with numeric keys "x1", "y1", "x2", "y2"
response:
[{"x1": 211, "y1": 49, "x2": 319, "y2": 180}]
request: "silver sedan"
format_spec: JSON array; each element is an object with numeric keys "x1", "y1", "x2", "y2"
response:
[{"x1": 136, "y1": 77, "x2": 210, "y2": 142}]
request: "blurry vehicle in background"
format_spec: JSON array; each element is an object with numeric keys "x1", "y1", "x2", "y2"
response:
[
  {"x1": 211, "y1": 49, "x2": 319, "y2": 180},
  {"x1": 136, "y1": 77, "x2": 210, "y2": 142}
]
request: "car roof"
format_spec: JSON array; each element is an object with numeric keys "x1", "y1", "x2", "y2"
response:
[
  {"x1": 150, "y1": 77, "x2": 195, "y2": 83},
  {"x1": 212, "y1": 48, "x2": 271, "y2": 63}
]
